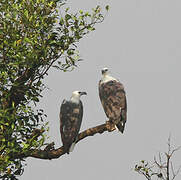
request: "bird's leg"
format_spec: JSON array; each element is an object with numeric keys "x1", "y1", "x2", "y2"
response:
[{"x1": 106, "y1": 121, "x2": 116, "y2": 132}]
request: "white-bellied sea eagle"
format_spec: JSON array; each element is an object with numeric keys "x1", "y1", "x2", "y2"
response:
[
  {"x1": 59, "y1": 91, "x2": 87, "y2": 153},
  {"x1": 99, "y1": 68, "x2": 127, "y2": 133}
]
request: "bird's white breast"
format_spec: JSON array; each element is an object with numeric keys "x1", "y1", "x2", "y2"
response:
[
  {"x1": 100, "y1": 74, "x2": 118, "y2": 84},
  {"x1": 70, "y1": 97, "x2": 80, "y2": 104}
]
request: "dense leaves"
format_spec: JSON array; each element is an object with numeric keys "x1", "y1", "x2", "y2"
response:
[{"x1": 0, "y1": 0, "x2": 107, "y2": 178}]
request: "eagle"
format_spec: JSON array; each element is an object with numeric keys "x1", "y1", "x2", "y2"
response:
[
  {"x1": 99, "y1": 68, "x2": 127, "y2": 133},
  {"x1": 59, "y1": 91, "x2": 87, "y2": 154}
]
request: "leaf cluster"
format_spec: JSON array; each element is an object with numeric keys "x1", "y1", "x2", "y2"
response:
[{"x1": 135, "y1": 160, "x2": 162, "y2": 180}]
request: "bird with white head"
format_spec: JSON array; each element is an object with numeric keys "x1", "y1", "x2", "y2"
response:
[
  {"x1": 99, "y1": 67, "x2": 127, "y2": 133},
  {"x1": 59, "y1": 91, "x2": 87, "y2": 154}
]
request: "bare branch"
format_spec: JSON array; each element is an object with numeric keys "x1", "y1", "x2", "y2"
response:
[
  {"x1": 154, "y1": 156, "x2": 163, "y2": 169},
  {"x1": 170, "y1": 146, "x2": 181, "y2": 157},
  {"x1": 171, "y1": 162, "x2": 181, "y2": 180},
  {"x1": 167, "y1": 134, "x2": 172, "y2": 155},
  {"x1": 174, "y1": 165, "x2": 181, "y2": 180},
  {"x1": 166, "y1": 152, "x2": 170, "y2": 180},
  {"x1": 12, "y1": 121, "x2": 116, "y2": 160},
  {"x1": 142, "y1": 173, "x2": 151, "y2": 180},
  {"x1": 171, "y1": 162, "x2": 175, "y2": 180},
  {"x1": 165, "y1": 136, "x2": 181, "y2": 180}
]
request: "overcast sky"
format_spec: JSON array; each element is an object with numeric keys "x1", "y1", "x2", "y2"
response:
[{"x1": 20, "y1": 0, "x2": 181, "y2": 179}]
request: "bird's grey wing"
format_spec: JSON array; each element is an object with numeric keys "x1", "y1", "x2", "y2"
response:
[
  {"x1": 60, "y1": 100, "x2": 74, "y2": 153},
  {"x1": 115, "y1": 88, "x2": 127, "y2": 133},
  {"x1": 60, "y1": 100, "x2": 83, "y2": 153},
  {"x1": 99, "y1": 80, "x2": 110, "y2": 118}
]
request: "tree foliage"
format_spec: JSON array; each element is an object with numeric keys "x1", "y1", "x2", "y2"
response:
[{"x1": 0, "y1": 0, "x2": 108, "y2": 178}]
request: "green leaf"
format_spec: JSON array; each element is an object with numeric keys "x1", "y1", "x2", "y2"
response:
[
  {"x1": 11, "y1": 123, "x2": 15, "y2": 129},
  {"x1": 24, "y1": 37, "x2": 32, "y2": 44},
  {"x1": 59, "y1": 18, "x2": 64, "y2": 25},
  {"x1": 105, "y1": 5, "x2": 110, "y2": 11},
  {"x1": 1, "y1": 138, "x2": 6, "y2": 142},
  {"x1": 24, "y1": 10, "x2": 29, "y2": 18},
  {"x1": 79, "y1": 10, "x2": 83, "y2": 14},
  {"x1": 85, "y1": 12, "x2": 90, "y2": 16},
  {"x1": 65, "y1": 7, "x2": 70, "y2": 12},
  {"x1": 22, "y1": 143, "x2": 29, "y2": 149},
  {"x1": 65, "y1": 14, "x2": 72, "y2": 21}
]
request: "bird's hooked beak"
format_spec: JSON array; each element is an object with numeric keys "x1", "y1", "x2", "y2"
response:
[{"x1": 80, "y1": 92, "x2": 87, "y2": 96}]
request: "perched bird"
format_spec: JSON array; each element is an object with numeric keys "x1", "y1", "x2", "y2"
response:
[
  {"x1": 98, "y1": 68, "x2": 127, "y2": 133},
  {"x1": 59, "y1": 91, "x2": 87, "y2": 154}
]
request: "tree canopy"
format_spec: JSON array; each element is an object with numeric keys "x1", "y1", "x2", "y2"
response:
[{"x1": 0, "y1": 0, "x2": 108, "y2": 178}]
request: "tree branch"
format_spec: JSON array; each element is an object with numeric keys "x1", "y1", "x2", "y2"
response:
[
  {"x1": 166, "y1": 153, "x2": 170, "y2": 180},
  {"x1": 13, "y1": 121, "x2": 116, "y2": 160}
]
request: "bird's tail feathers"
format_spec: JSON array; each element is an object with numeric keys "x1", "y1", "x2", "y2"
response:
[
  {"x1": 116, "y1": 121, "x2": 125, "y2": 133},
  {"x1": 69, "y1": 142, "x2": 76, "y2": 153},
  {"x1": 69, "y1": 136, "x2": 78, "y2": 153},
  {"x1": 63, "y1": 145, "x2": 70, "y2": 154}
]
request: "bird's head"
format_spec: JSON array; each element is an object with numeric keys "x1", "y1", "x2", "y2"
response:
[
  {"x1": 70, "y1": 91, "x2": 87, "y2": 103},
  {"x1": 101, "y1": 67, "x2": 109, "y2": 76}
]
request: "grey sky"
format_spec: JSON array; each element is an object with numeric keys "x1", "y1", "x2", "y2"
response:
[{"x1": 20, "y1": 0, "x2": 181, "y2": 179}]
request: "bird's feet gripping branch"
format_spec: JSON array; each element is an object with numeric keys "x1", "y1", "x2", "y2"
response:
[{"x1": 106, "y1": 121, "x2": 116, "y2": 132}]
